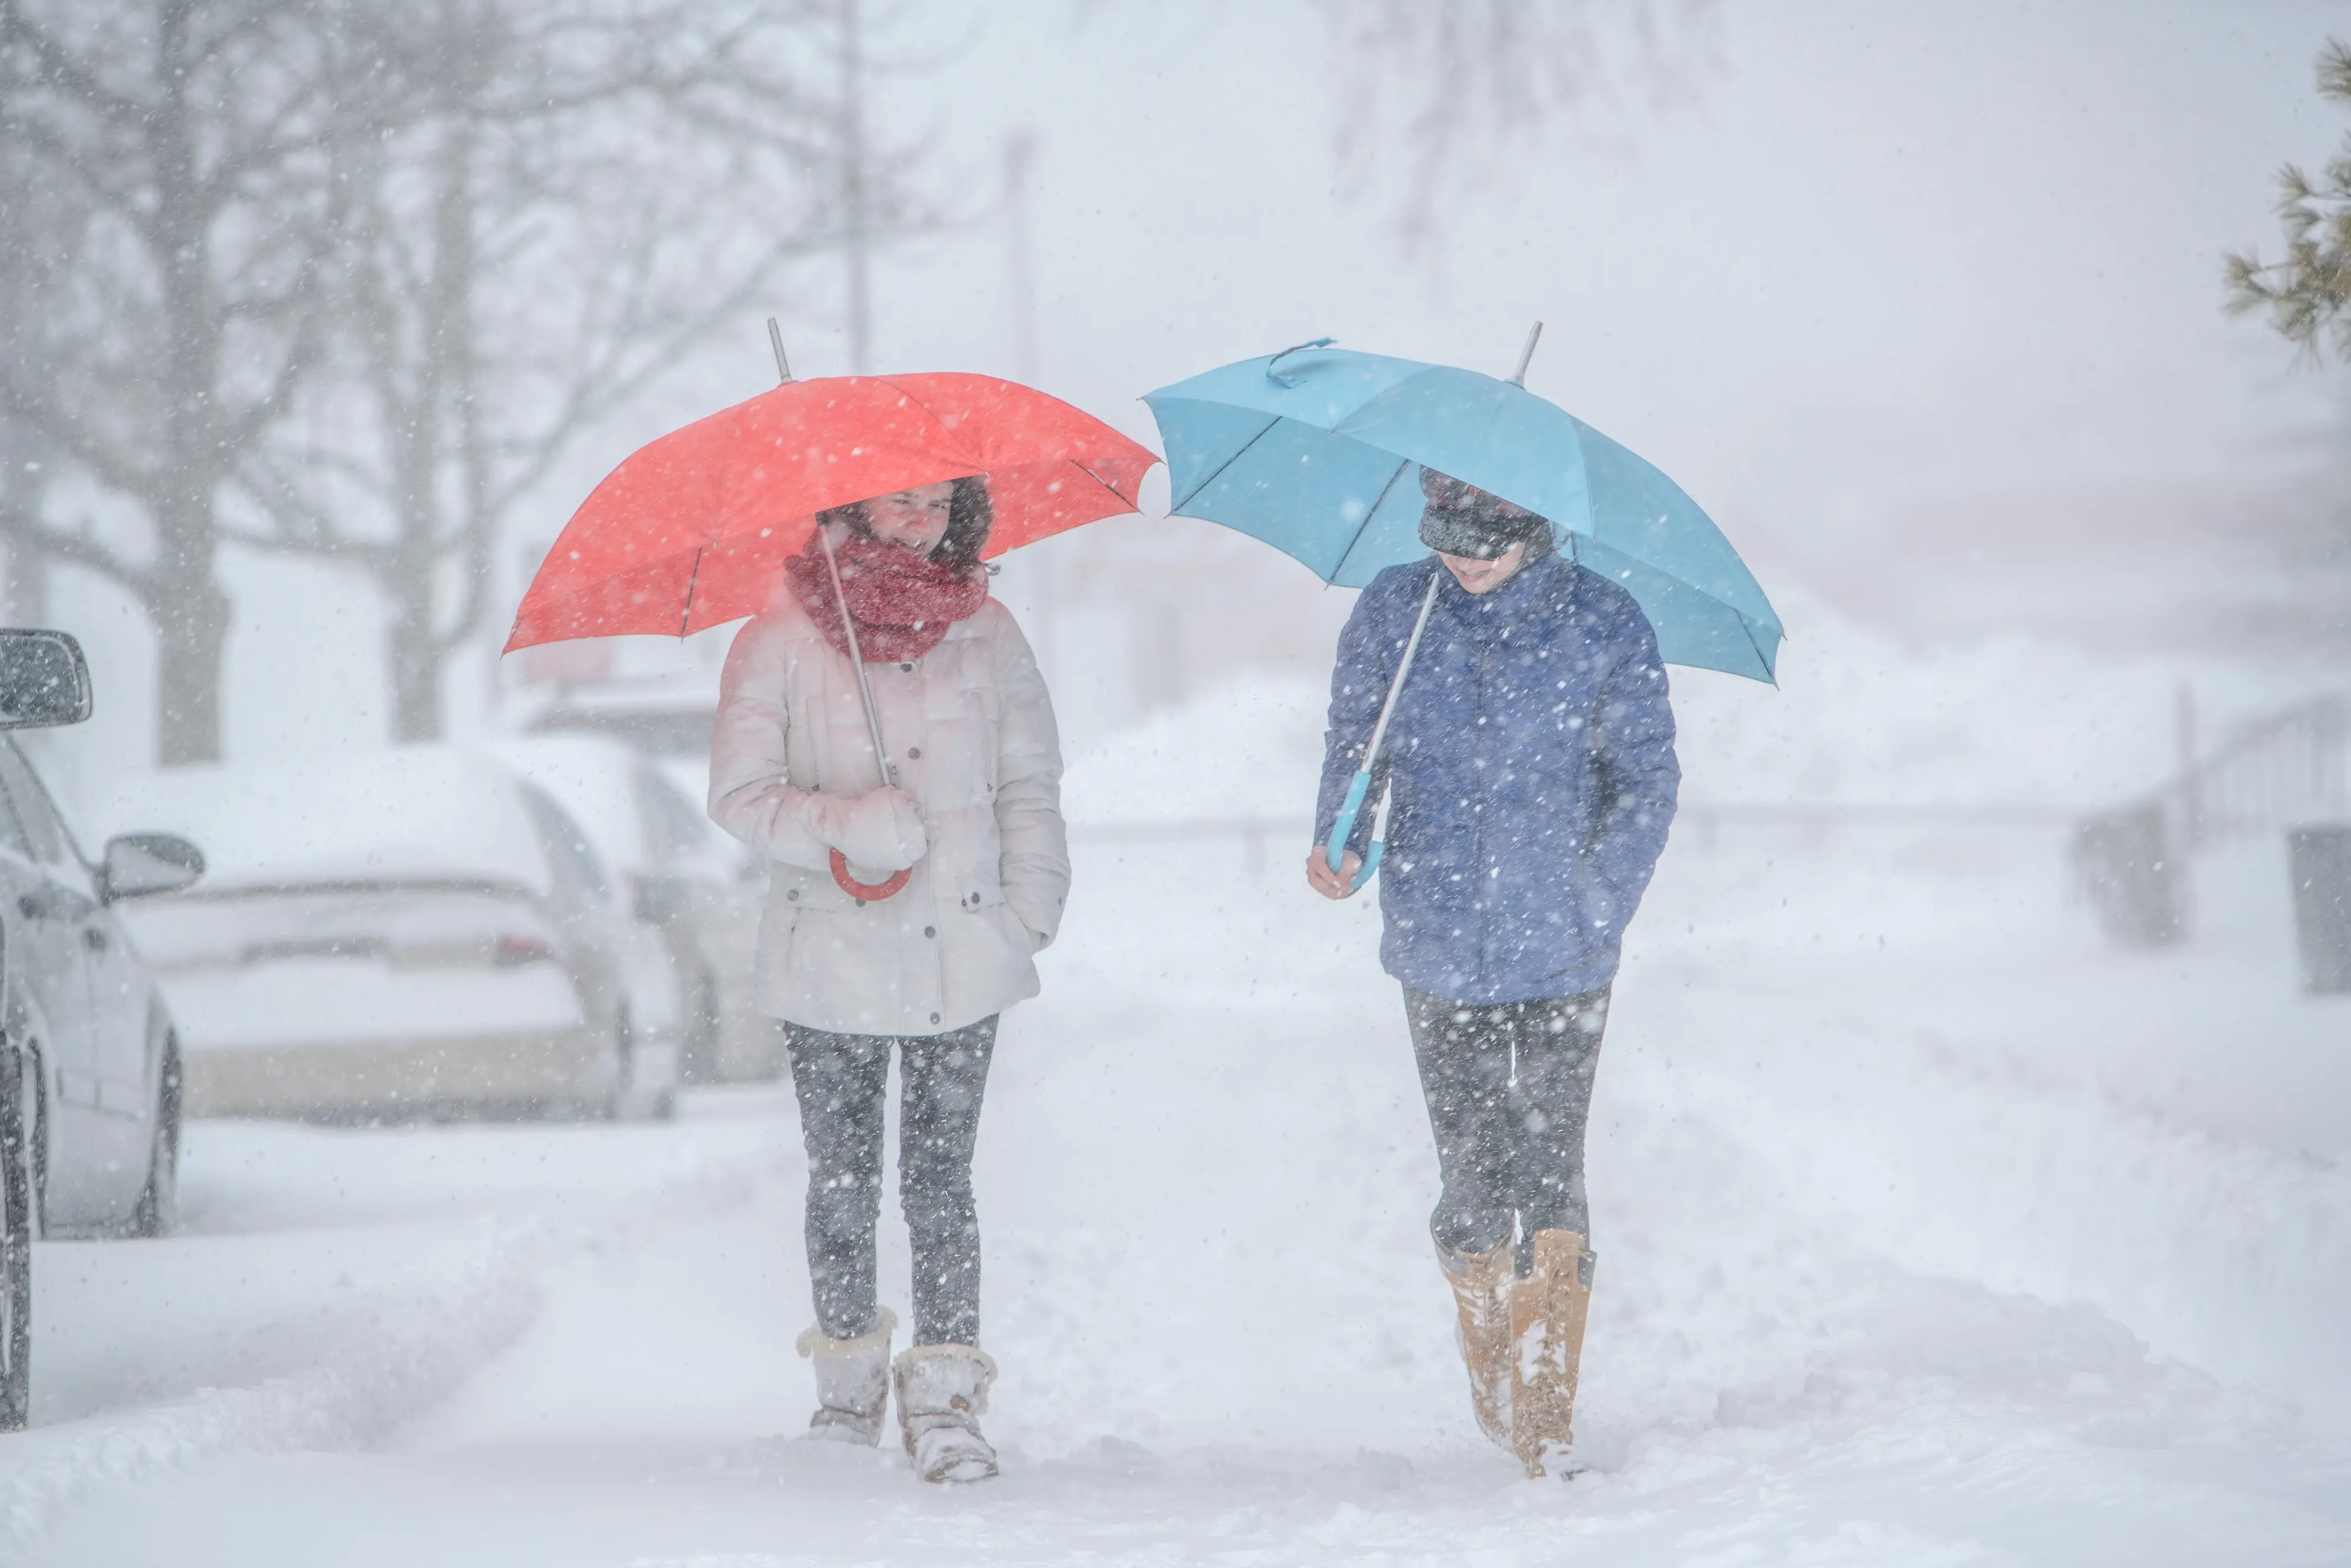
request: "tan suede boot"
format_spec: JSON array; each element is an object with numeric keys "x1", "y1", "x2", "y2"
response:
[
  {"x1": 1438, "y1": 1239, "x2": 1516, "y2": 1449},
  {"x1": 1509, "y1": 1229, "x2": 1596, "y2": 1477}
]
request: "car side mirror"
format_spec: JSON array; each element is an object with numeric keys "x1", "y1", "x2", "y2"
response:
[
  {"x1": 99, "y1": 833, "x2": 205, "y2": 902},
  {"x1": 0, "y1": 628, "x2": 92, "y2": 729},
  {"x1": 632, "y1": 873, "x2": 689, "y2": 925}
]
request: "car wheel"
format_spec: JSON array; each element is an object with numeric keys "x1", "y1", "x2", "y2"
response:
[
  {"x1": 608, "y1": 1010, "x2": 678, "y2": 1124},
  {"x1": 598, "y1": 1009, "x2": 632, "y2": 1121},
  {"x1": 129, "y1": 1036, "x2": 182, "y2": 1239},
  {"x1": 2, "y1": 1042, "x2": 36, "y2": 1431}
]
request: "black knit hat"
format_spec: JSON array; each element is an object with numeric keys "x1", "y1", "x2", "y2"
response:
[{"x1": 1416, "y1": 467, "x2": 1552, "y2": 560}]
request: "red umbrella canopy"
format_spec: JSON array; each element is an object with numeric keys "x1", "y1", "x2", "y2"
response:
[{"x1": 506, "y1": 372, "x2": 1160, "y2": 652}]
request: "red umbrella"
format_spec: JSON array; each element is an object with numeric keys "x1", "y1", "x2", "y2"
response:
[
  {"x1": 506, "y1": 363, "x2": 1157, "y2": 903},
  {"x1": 505, "y1": 371, "x2": 1158, "y2": 651}
]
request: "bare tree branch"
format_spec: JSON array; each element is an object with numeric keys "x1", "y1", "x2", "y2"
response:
[
  {"x1": 0, "y1": 0, "x2": 442, "y2": 760},
  {"x1": 227, "y1": 0, "x2": 917, "y2": 740},
  {"x1": 0, "y1": 0, "x2": 151, "y2": 127},
  {"x1": 1315, "y1": 0, "x2": 1719, "y2": 256},
  {"x1": 0, "y1": 501, "x2": 155, "y2": 596}
]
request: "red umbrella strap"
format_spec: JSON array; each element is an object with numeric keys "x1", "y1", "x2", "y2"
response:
[{"x1": 830, "y1": 849, "x2": 911, "y2": 902}]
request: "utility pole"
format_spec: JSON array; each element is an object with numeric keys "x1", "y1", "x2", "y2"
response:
[
  {"x1": 2175, "y1": 678, "x2": 2201, "y2": 850},
  {"x1": 839, "y1": 0, "x2": 871, "y2": 374},
  {"x1": 1003, "y1": 129, "x2": 1039, "y2": 383},
  {"x1": 1002, "y1": 129, "x2": 1055, "y2": 686}
]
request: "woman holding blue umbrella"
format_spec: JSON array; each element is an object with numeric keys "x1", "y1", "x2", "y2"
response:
[
  {"x1": 1307, "y1": 465, "x2": 1679, "y2": 1476},
  {"x1": 1145, "y1": 333, "x2": 1768, "y2": 1477}
]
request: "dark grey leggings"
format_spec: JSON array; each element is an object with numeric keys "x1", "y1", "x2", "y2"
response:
[
  {"x1": 1404, "y1": 985, "x2": 1609, "y2": 1271},
  {"x1": 782, "y1": 1016, "x2": 996, "y2": 1346}
]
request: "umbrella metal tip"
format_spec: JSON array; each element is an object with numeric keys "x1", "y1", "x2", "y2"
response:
[
  {"x1": 767, "y1": 317, "x2": 795, "y2": 384},
  {"x1": 1511, "y1": 321, "x2": 1545, "y2": 386}
]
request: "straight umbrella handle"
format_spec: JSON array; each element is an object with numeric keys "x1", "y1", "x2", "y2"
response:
[
  {"x1": 817, "y1": 522, "x2": 913, "y2": 903},
  {"x1": 1324, "y1": 572, "x2": 1442, "y2": 881},
  {"x1": 817, "y1": 523, "x2": 896, "y2": 785},
  {"x1": 1354, "y1": 768, "x2": 1394, "y2": 891}
]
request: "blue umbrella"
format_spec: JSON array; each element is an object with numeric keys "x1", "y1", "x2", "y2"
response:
[{"x1": 1143, "y1": 330, "x2": 1782, "y2": 885}]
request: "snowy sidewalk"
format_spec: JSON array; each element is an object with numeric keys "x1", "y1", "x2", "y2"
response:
[
  {"x1": 6, "y1": 1106, "x2": 789, "y2": 1545},
  {"x1": 9, "y1": 829, "x2": 2351, "y2": 1565}
]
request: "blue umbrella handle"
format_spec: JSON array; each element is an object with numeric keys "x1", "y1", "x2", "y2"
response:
[
  {"x1": 1324, "y1": 577, "x2": 1435, "y2": 895},
  {"x1": 1325, "y1": 771, "x2": 1371, "y2": 873}
]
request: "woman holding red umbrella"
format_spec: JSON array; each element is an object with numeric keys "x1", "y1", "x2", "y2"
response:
[
  {"x1": 708, "y1": 473, "x2": 1067, "y2": 1485},
  {"x1": 508, "y1": 355, "x2": 1148, "y2": 1483}
]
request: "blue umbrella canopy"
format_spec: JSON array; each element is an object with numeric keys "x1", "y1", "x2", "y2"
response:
[{"x1": 1143, "y1": 340, "x2": 1783, "y2": 682}]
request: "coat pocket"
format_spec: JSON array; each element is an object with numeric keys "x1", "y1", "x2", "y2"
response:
[
  {"x1": 753, "y1": 888, "x2": 803, "y2": 998},
  {"x1": 983, "y1": 899, "x2": 1041, "y2": 955},
  {"x1": 924, "y1": 803, "x2": 1006, "y2": 913}
]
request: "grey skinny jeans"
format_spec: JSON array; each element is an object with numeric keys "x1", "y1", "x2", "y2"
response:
[
  {"x1": 782, "y1": 1016, "x2": 996, "y2": 1346},
  {"x1": 1403, "y1": 984, "x2": 1609, "y2": 1273}
]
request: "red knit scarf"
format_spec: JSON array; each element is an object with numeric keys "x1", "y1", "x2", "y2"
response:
[{"x1": 785, "y1": 528, "x2": 989, "y2": 663}]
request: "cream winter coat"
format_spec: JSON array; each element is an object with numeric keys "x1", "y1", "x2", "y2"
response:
[{"x1": 708, "y1": 587, "x2": 1070, "y2": 1036}]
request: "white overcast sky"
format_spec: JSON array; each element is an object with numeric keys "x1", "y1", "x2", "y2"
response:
[
  {"x1": 740, "y1": 0, "x2": 2351, "y2": 559},
  {"x1": 55, "y1": 1, "x2": 2351, "y2": 776}
]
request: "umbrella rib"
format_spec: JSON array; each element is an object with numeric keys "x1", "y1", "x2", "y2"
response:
[
  {"x1": 679, "y1": 545, "x2": 706, "y2": 638},
  {"x1": 1168, "y1": 414, "x2": 1282, "y2": 515},
  {"x1": 851, "y1": 379, "x2": 1138, "y2": 512},
  {"x1": 1330, "y1": 458, "x2": 1411, "y2": 582},
  {"x1": 1742, "y1": 618, "x2": 1779, "y2": 688},
  {"x1": 1067, "y1": 458, "x2": 1135, "y2": 508},
  {"x1": 871, "y1": 376, "x2": 986, "y2": 468}
]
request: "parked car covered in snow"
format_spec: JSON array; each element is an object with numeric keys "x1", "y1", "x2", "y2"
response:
[
  {"x1": 1, "y1": 628, "x2": 205, "y2": 1432},
  {"x1": 488, "y1": 735, "x2": 773, "y2": 1083},
  {"x1": 518, "y1": 668, "x2": 721, "y2": 759},
  {"x1": 96, "y1": 745, "x2": 678, "y2": 1125}
]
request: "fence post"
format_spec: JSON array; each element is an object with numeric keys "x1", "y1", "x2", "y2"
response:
[
  {"x1": 2175, "y1": 679, "x2": 2200, "y2": 850},
  {"x1": 2073, "y1": 803, "x2": 2183, "y2": 947},
  {"x1": 2288, "y1": 825, "x2": 2351, "y2": 995}
]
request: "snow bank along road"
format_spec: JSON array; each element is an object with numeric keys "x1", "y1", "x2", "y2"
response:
[{"x1": 6, "y1": 825, "x2": 2350, "y2": 1567}]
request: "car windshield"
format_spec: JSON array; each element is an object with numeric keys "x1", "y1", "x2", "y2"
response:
[
  {"x1": 637, "y1": 763, "x2": 712, "y2": 864},
  {"x1": 516, "y1": 782, "x2": 612, "y2": 907},
  {"x1": 0, "y1": 735, "x2": 83, "y2": 872}
]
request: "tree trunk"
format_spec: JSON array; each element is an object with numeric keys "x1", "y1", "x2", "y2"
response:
[
  {"x1": 387, "y1": 589, "x2": 443, "y2": 743},
  {"x1": 383, "y1": 370, "x2": 447, "y2": 744},
  {"x1": 0, "y1": 536, "x2": 48, "y2": 630},
  {"x1": 153, "y1": 577, "x2": 230, "y2": 765},
  {"x1": 149, "y1": 474, "x2": 231, "y2": 765}
]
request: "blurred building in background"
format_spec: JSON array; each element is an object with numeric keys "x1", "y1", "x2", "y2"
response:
[{"x1": 1810, "y1": 481, "x2": 2351, "y2": 658}]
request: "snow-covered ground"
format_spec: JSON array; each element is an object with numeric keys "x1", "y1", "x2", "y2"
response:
[
  {"x1": 9, "y1": 833, "x2": 2349, "y2": 1563},
  {"x1": 8, "y1": 611, "x2": 2350, "y2": 1565}
]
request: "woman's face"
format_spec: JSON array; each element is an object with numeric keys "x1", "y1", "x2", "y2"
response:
[
  {"x1": 862, "y1": 481, "x2": 956, "y2": 556},
  {"x1": 1436, "y1": 540, "x2": 1528, "y2": 595}
]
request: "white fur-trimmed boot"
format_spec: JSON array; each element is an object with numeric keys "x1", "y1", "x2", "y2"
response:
[
  {"x1": 893, "y1": 1343, "x2": 999, "y2": 1483},
  {"x1": 795, "y1": 1308, "x2": 896, "y2": 1445}
]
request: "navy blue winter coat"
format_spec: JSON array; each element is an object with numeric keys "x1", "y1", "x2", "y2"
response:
[{"x1": 1315, "y1": 552, "x2": 1680, "y2": 1004}]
